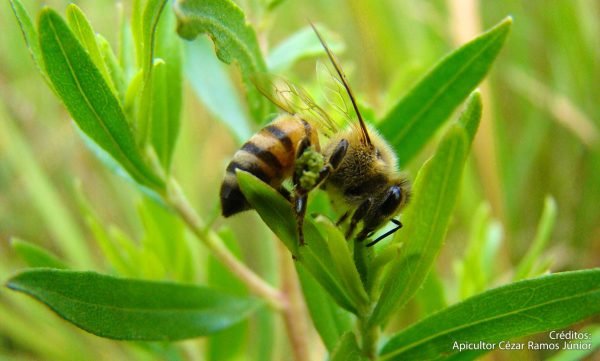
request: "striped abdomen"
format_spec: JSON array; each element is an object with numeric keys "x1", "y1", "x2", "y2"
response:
[{"x1": 220, "y1": 115, "x2": 320, "y2": 217}]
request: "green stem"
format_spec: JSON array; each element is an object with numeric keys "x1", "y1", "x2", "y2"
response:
[
  {"x1": 360, "y1": 318, "x2": 379, "y2": 360},
  {"x1": 167, "y1": 179, "x2": 286, "y2": 311}
]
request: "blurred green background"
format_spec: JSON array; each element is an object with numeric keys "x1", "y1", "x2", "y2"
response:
[{"x1": 1, "y1": 0, "x2": 598, "y2": 360}]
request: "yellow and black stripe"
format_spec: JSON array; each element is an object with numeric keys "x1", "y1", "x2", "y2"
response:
[{"x1": 220, "y1": 115, "x2": 320, "y2": 217}]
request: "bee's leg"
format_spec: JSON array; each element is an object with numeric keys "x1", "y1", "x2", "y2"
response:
[
  {"x1": 292, "y1": 136, "x2": 313, "y2": 246},
  {"x1": 316, "y1": 139, "x2": 349, "y2": 185},
  {"x1": 278, "y1": 187, "x2": 292, "y2": 201},
  {"x1": 293, "y1": 192, "x2": 308, "y2": 246},
  {"x1": 336, "y1": 211, "x2": 350, "y2": 226},
  {"x1": 345, "y1": 198, "x2": 373, "y2": 240},
  {"x1": 365, "y1": 219, "x2": 403, "y2": 247}
]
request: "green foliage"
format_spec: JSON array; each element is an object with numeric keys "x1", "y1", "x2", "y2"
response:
[
  {"x1": 3, "y1": 0, "x2": 599, "y2": 360},
  {"x1": 38, "y1": 9, "x2": 164, "y2": 190},
  {"x1": 174, "y1": 0, "x2": 274, "y2": 122},
  {"x1": 379, "y1": 269, "x2": 600, "y2": 360},
  {"x1": 6, "y1": 269, "x2": 260, "y2": 341},
  {"x1": 379, "y1": 18, "x2": 510, "y2": 166},
  {"x1": 370, "y1": 109, "x2": 474, "y2": 327}
]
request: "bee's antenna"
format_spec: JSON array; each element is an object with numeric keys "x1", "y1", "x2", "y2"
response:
[{"x1": 309, "y1": 22, "x2": 371, "y2": 146}]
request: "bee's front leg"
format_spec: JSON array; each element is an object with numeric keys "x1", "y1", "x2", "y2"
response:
[
  {"x1": 346, "y1": 198, "x2": 373, "y2": 240},
  {"x1": 292, "y1": 137, "x2": 314, "y2": 246},
  {"x1": 315, "y1": 139, "x2": 349, "y2": 185}
]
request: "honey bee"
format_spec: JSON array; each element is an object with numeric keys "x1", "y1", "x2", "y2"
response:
[{"x1": 220, "y1": 24, "x2": 410, "y2": 247}]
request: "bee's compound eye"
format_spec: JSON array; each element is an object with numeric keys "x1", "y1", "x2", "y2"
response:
[{"x1": 380, "y1": 185, "x2": 403, "y2": 215}]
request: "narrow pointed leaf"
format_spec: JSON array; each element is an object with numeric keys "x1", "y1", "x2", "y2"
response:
[
  {"x1": 150, "y1": 9, "x2": 183, "y2": 170},
  {"x1": 11, "y1": 238, "x2": 68, "y2": 269},
  {"x1": 380, "y1": 269, "x2": 600, "y2": 360},
  {"x1": 379, "y1": 17, "x2": 511, "y2": 166},
  {"x1": 6, "y1": 269, "x2": 260, "y2": 341},
  {"x1": 9, "y1": 0, "x2": 52, "y2": 87},
  {"x1": 370, "y1": 125, "x2": 469, "y2": 326},
  {"x1": 237, "y1": 171, "x2": 358, "y2": 313},
  {"x1": 514, "y1": 196, "x2": 557, "y2": 280},
  {"x1": 174, "y1": 0, "x2": 274, "y2": 122},
  {"x1": 66, "y1": 4, "x2": 115, "y2": 93},
  {"x1": 38, "y1": 9, "x2": 163, "y2": 190}
]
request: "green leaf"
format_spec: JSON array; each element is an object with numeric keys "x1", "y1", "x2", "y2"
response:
[
  {"x1": 297, "y1": 264, "x2": 353, "y2": 352},
  {"x1": 456, "y1": 203, "x2": 502, "y2": 300},
  {"x1": 9, "y1": 0, "x2": 52, "y2": 88},
  {"x1": 136, "y1": 0, "x2": 168, "y2": 144},
  {"x1": 457, "y1": 91, "x2": 483, "y2": 147},
  {"x1": 317, "y1": 218, "x2": 369, "y2": 308},
  {"x1": 236, "y1": 170, "x2": 358, "y2": 313},
  {"x1": 379, "y1": 17, "x2": 511, "y2": 166},
  {"x1": 38, "y1": 9, "x2": 164, "y2": 190},
  {"x1": 266, "y1": 25, "x2": 345, "y2": 72},
  {"x1": 236, "y1": 170, "x2": 298, "y2": 254},
  {"x1": 185, "y1": 38, "x2": 252, "y2": 144},
  {"x1": 330, "y1": 332, "x2": 369, "y2": 361},
  {"x1": 379, "y1": 269, "x2": 600, "y2": 360},
  {"x1": 514, "y1": 196, "x2": 558, "y2": 280},
  {"x1": 370, "y1": 125, "x2": 470, "y2": 327},
  {"x1": 150, "y1": 9, "x2": 183, "y2": 170},
  {"x1": 174, "y1": 0, "x2": 274, "y2": 122},
  {"x1": 11, "y1": 238, "x2": 68, "y2": 269},
  {"x1": 65, "y1": 4, "x2": 115, "y2": 94},
  {"x1": 6, "y1": 269, "x2": 260, "y2": 341}
]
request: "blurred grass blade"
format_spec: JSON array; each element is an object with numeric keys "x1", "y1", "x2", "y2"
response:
[
  {"x1": 0, "y1": 103, "x2": 92, "y2": 268},
  {"x1": 370, "y1": 125, "x2": 470, "y2": 327},
  {"x1": 297, "y1": 264, "x2": 353, "y2": 352},
  {"x1": 330, "y1": 332, "x2": 368, "y2": 361},
  {"x1": 65, "y1": 4, "x2": 115, "y2": 94},
  {"x1": 9, "y1": 0, "x2": 53, "y2": 88},
  {"x1": 207, "y1": 228, "x2": 248, "y2": 361},
  {"x1": 379, "y1": 17, "x2": 511, "y2": 166},
  {"x1": 266, "y1": 24, "x2": 344, "y2": 72},
  {"x1": 11, "y1": 238, "x2": 68, "y2": 269},
  {"x1": 38, "y1": 9, "x2": 164, "y2": 190},
  {"x1": 185, "y1": 38, "x2": 253, "y2": 144},
  {"x1": 237, "y1": 171, "x2": 358, "y2": 313},
  {"x1": 6, "y1": 269, "x2": 260, "y2": 341},
  {"x1": 379, "y1": 269, "x2": 600, "y2": 360},
  {"x1": 174, "y1": 0, "x2": 274, "y2": 122},
  {"x1": 514, "y1": 195, "x2": 558, "y2": 280}
]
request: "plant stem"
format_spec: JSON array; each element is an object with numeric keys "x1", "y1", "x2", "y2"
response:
[
  {"x1": 167, "y1": 179, "x2": 286, "y2": 310},
  {"x1": 359, "y1": 318, "x2": 379, "y2": 360},
  {"x1": 279, "y1": 242, "x2": 311, "y2": 361}
]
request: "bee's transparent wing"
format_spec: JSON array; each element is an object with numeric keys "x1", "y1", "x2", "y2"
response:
[
  {"x1": 251, "y1": 73, "x2": 338, "y2": 136},
  {"x1": 316, "y1": 59, "x2": 356, "y2": 131}
]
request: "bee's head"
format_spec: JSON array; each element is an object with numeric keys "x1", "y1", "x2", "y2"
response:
[{"x1": 355, "y1": 178, "x2": 411, "y2": 242}]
